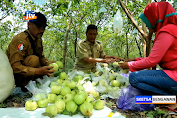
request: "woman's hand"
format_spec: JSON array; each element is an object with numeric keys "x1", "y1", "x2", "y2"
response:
[{"x1": 118, "y1": 62, "x2": 129, "y2": 69}]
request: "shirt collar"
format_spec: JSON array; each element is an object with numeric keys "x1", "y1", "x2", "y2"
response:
[
  {"x1": 85, "y1": 39, "x2": 98, "y2": 46},
  {"x1": 26, "y1": 29, "x2": 36, "y2": 41}
]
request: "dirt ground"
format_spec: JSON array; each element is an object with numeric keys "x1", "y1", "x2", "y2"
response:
[{"x1": 0, "y1": 92, "x2": 32, "y2": 108}]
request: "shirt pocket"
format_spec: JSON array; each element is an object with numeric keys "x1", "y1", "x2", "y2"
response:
[
  {"x1": 94, "y1": 50, "x2": 100, "y2": 58},
  {"x1": 88, "y1": 49, "x2": 92, "y2": 57},
  {"x1": 36, "y1": 46, "x2": 43, "y2": 57}
]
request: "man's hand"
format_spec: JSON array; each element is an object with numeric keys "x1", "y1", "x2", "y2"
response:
[
  {"x1": 113, "y1": 56, "x2": 125, "y2": 61},
  {"x1": 118, "y1": 62, "x2": 129, "y2": 69},
  {"x1": 104, "y1": 58, "x2": 117, "y2": 64},
  {"x1": 35, "y1": 66, "x2": 55, "y2": 76},
  {"x1": 125, "y1": 59, "x2": 135, "y2": 62},
  {"x1": 105, "y1": 56, "x2": 125, "y2": 61},
  {"x1": 47, "y1": 60, "x2": 56, "y2": 66}
]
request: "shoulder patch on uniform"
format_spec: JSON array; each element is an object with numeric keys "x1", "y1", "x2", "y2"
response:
[
  {"x1": 96, "y1": 40, "x2": 101, "y2": 43},
  {"x1": 17, "y1": 44, "x2": 24, "y2": 51},
  {"x1": 96, "y1": 41, "x2": 102, "y2": 44},
  {"x1": 79, "y1": 40, "x2": 86, "y2": 45},
  {"x1": 16, "y1": 32, "x2": 28, "y2": 40}
]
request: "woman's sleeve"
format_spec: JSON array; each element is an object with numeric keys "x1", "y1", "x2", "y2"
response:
[{"x1": 128, "y1": 32, "x2": 175, "y2": 72}]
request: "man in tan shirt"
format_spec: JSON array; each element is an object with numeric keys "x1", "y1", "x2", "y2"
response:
[
  {"x1": 6, "y1": 12, "x2": 55, "y2": 91},
  {"x1": 74, "y1": 24, "x2": 123, "y2": 73}
]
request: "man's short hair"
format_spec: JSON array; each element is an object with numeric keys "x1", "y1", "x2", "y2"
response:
[{"x1": 86, "y1": 24, "x2": 97, "y2": 33}]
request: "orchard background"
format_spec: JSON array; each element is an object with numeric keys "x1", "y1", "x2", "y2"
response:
[
  {"x1": 1, "y1": 0, "x2": 175, "y2": 72},
  {"x1": 1, "y1": 0, "x2": 177, "y2": 118}
]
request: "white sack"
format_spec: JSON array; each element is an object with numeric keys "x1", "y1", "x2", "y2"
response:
[{"x1": 0, "y1": 48, "x2": 15, "y2": 102}]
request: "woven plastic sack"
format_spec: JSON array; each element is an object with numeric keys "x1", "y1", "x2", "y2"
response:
[
  {"x1": 0, "y1": 48, "x2": 15, "y2": 102},
  {"x1": 116, "y1": 85, "x2": 155, "y2": 111}
]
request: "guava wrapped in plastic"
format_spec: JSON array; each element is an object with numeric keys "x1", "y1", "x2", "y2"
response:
[{"x1": 113, "y1": 9, "x2": 123, "y2": 33}]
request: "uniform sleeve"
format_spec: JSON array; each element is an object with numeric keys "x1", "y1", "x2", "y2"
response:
[
  {"x1": 40, "y1": 54, "x2": 50, "y2": 66},
  {"x1": 9, "y1": 37, "x2": 36, "y2": 76},
  {"x1": 77, "y1": 42, "x2": 89, "y2": 59},
  {"x1": 99, "y1": 43, "x2": 106, "y2": 58},
  {"x1": 36, "y1": 38, "x2": 49, "y2": 66},
  {"x1": 39, "y1": 46, "x2": 49, "y2": 66}
]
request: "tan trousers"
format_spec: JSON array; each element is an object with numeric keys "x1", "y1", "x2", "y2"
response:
[{"x1": 14, "y1": 55, "x2": 40, "y2": 88}]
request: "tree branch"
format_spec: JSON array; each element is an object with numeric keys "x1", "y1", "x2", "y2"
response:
[
  {"x1": 119, "y1": 0, "x2": 148, "y2": 40},
  {"x1": 62, "y1": 17, "x2": 72, "y2": 71}
]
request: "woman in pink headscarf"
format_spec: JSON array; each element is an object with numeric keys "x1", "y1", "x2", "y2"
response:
[{"x1": 119, "y1": 2, "x2": 177, "y2": 111}]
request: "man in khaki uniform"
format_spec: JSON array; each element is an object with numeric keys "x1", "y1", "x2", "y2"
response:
[
  {"x1": 74, "y1": 24, "x2": 122, "y2": 73},
  {"x1": 6, "y1": 12, "x2": 55, "y2": 91}
]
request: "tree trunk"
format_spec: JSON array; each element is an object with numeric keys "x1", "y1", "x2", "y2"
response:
[
  {"x1": 135, "y1": 37, "x2": 142, "y2": 57},
  {"x1": 126, "y1": 32, "x2": 129, "y2": 59},
  {"x1": 74, "y1": 32, "x2": 78, "y2": 58},
  {"x1": 141, "y1": 22, "x2": 147, "y2": 58},
  {"x1": 119, "y1": 0, "x2": 148, "y2": 59},
  {"x1": 145, "y1": 0, "x2": 152, "y2": 57},
  {"x1": 62, "y1": 17, "x2": 72, "y2": 72}
]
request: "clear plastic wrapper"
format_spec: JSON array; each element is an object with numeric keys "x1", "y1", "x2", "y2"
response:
[
  {"x1": 25, "y1": 76, "x2": 58, "y2": 101},
  {"x1": 113, "y1": 9, "x2": 123, "y2": 33},
  {"x1": 68, "y1": 69, "x2": 85, "y2": 80},
  {"x1": 107, "y1": 87, "x2": 121, "y2": 99},
  {"x1": 98, "y1": 4, "x2": 107, "y2": 14}
]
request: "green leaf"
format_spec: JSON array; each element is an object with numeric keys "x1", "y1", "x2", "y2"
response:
[
  {"x1": 84, "y1": 116, "x2": 90, "y2": 118},
  {"x1": 98, "y1": 71, "x2": 103, "y2": 76},
  {"x1": 61, "y1": 109, "x2": 70, "y2": 115},
  {"x1": 146, "y1": 113, "x2": 154, "y2": 118},
  {"x1": 73, "y1": 87, "x2": 79, "y2": 91},
  {"x1": 72, "y1": 107, "x2": 79, "y2": 115},
  {"x1": 69, "y1": 112, "x2": 73, "y2": 116},
  {"x1": 85, "y1": 78, "x2": 90, "y2": 82},
  {"x1": 95, "y1": 81, "x2": 99, "y2": 86},
  {"x1": 157, "y1": 110, "x2": 166, "y2": 114},
  {"x1": 54, "y1": 71, "x2": 61, "y2": 77},
  {"x1": 95, "y1": 96, "x2": 102, "y2": 100},
  {"x1": 41, "y1": 112, "x2": 54, "y2": 118},
  {"x1": 106, "y1": 102, "x2": 115, "y2": 107}
]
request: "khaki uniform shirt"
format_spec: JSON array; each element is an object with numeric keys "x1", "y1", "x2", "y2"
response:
[
  {"x1": 74, "y1": 40, "x2": 106, "y2": 73},
  {"x1": 6, "y1": 30, "x2": 49, "y2": 76}
]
